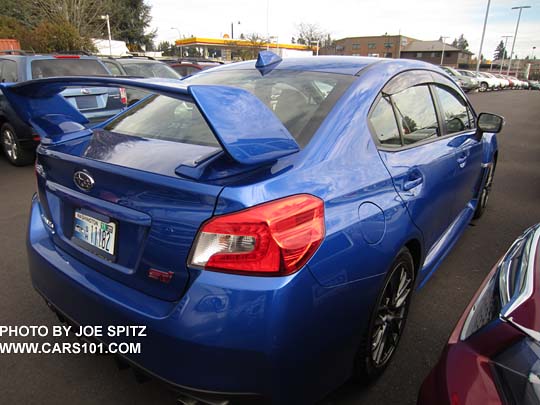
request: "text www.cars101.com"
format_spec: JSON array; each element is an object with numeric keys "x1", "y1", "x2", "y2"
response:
[{"x1": 0, "y1": 341, "x2": 141, "y2": 354}]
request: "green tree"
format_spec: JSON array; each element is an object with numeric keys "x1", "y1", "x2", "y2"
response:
[
  {"x1": 0, "y1": 0, "x2": 155, "y2": 51},
  {"x1": 31, "y1": 19, "x2": 95, "y2": 52},
  {"x1": 0, "y1": 15, "x2": 29, "y2": 41},
  {"x1": 493, "y1": 40, "x2": 507, "y2": 60},
  {"x1": 451, "y1": 34, "x2": 469, "y2": 51},
  {"x1": 104, "y1": 0, "x2": 156, "y2": 50},
  {"x1": 0, "y1": 0, "x2": 41, "y2": 28}
]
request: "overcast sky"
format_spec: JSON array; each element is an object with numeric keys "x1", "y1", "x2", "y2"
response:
[{"x1": 147, "y1": 0, "x2": 539, "y2": 60}]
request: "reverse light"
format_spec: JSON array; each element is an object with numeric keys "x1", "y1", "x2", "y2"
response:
[
  {"x1": 119, "y1": 87, "x2": 127, "y2": 105},
  {"x1": 189, "y1": 194, "x2": 325, "y2": 276}
]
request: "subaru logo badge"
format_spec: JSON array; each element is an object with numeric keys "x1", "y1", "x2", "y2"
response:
[
  {"x1": 73, "y1": 170, "x2": 94, "y2": 192},
  {"x1": 81, "y1": 88, "x2": 91, "y2": 95}
]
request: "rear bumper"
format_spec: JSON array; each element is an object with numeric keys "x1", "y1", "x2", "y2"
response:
[{"x1": 27, "y1": 196, "x2": 368, "y2": 403}]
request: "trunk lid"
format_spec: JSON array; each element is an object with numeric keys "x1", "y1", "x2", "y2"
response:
[
  {"x1": 3, "y1": 75, "x2": 301, "y2": 301},
  {"x1": 36, "y1": 136, "x2": 223, "y2": 301}
]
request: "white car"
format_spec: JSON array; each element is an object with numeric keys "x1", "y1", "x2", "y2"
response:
[
  {"x1": 476, "y1": 72, "x2": 501, "y2": 91},
  {"x1": 493, "y1": 74, "x2": 510, "y2": 89}
]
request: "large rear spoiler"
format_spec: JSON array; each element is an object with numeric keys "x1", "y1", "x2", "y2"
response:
[{"x1": 0, "y1": 77, "x2": 299, "y2": 166}]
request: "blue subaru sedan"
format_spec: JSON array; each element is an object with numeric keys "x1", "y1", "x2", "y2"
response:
[{"x1": 7, "y1": 52, "x2": 503, "y2": 403}]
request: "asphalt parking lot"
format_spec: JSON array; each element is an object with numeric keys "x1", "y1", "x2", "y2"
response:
[{"x1": 0, "y1": 90, "x2": 539, "y2": 404}]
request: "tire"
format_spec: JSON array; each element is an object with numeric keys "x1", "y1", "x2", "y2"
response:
[
  {"x1": 480, "y1": 82, "x2": 488, "y2": 92},
  {"x1": 473, "y1": 161, "x2": 496, "y2": 220},
  {"x1": 1, "y1": 123, "x2": 35, "y2": 166},
  {"x1": 353, "y1": 247, "x2": 415, "y2": 383}
]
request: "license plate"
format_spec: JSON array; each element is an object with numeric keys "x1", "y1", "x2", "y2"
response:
[
  {"x1": 73, "y1": 211, "x2": 116, "y2": 255},
  {"x1": 75, "y1": 96, "x2": 98, "y2": 109}
]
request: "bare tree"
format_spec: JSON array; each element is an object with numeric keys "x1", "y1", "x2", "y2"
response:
[
  {"x1": 296, "y1": 23, "x2": 325, "y2": 46},
  {"x1": 234, "y1": 33, "x2": 265, "y2": 60},
  {"x1": 31, "y1": 0, "x2": 107, "y2": 37}
]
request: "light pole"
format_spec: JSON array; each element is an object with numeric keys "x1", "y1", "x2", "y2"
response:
[
  {"x1": 100, "y1": 14, "x2": 112, "y2": 56},
  {"x1": 171, "y1": 27, "x2": 182, "y2": 57},
  {"x1": 230, "y1": 21, "x2": 240, "y2": 39},
  {"x1": 507, "y1": 5, "x2": 532, "y2": 75},
  {"x1": 532, "y1": 46, "x2": 537, "y2": 59},
  {"x1": 476, "y1": 0, "x2": 491, "y2": 73},
  {"x1": 440, "y1": 36, "x2": 449, "y2": 65},
  {"x1": 499, "y1": 35, "x2": 512, "y2": 73}
]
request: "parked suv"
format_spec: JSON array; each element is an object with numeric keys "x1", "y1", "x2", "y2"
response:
[
  {"x1": 0, "y1": 51, "x2": 126, "y2": 165},
  {"x1": 100, "y1": 56, "x2": 181, "y2": 105}
]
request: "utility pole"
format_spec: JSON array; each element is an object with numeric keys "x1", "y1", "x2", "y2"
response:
[
  {"x1": 100, "y1": 15, "x2": 112, "y2": 56},
  {"x1": 171, "y1": 27, "x2": 182, "y2": 57},
  {"x1": 499, "y1": 35, "x2": 512, "y2": 74},
  {"x1": 507, "y1": 6, "x2": 532, "y2": 75},
  {"x1": 231, "y1": 21, "x2": 240, "y2": 39},
  {"x1": 476, "y1": 0, "x2": 491, "y2": 73},
  {"x1": 440, "y1": 36, "x2": 449, "y2": 65}
]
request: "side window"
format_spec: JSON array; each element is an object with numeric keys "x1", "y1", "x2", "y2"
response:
[
  {"x1": 0, "y1": 60, "x2": 17, "y2": 82},
  {"x1": 435, "y1": 86, "x2": 474, "y2": 134},
  {"x1": 370, "y1": 96, "x2": 401, "y2": 147},
  {"x1": 391, "y1": 85, "x2": 439, "y2": 145}
]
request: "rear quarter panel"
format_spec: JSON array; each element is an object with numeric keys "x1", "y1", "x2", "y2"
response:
[{"x1": 211, "y1": 63, "x2": 425, "y2": 396}]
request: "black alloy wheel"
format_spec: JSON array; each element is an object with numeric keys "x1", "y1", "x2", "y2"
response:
[
  {"x1": 354, "y1": 248, "x2": 415, "y2": 382},
  {"x1": 1, "y1": 123, "x2": 34, "y2": 166},
  {"x1": 473, "y1": 162, "x2": 496, "y2": 219}
]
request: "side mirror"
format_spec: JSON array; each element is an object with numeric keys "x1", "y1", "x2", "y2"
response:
[{"x1": 477, "y1": 112, "x2": 504, "y2": 134}]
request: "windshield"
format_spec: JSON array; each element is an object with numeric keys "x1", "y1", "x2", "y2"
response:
[
  {"x1": 184, "y1": 69, "x2": 355, "y2": 147},
  {"x1": 31, "y1": 58, "x2": 109, "y2": 79},
  {"x1": 122, "y1": 62, "x2": 181, "y2": 79}
]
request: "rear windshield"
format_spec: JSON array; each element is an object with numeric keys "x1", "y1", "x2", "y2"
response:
[
  {"x1": 185, "y1": 69, "x2": 355, "y2": 147},
  {"x1": 104, "y1": 69, "x2": 354, "y2": 148},
  {"x1": 121, "y1": 62, "x2": 180, "y2": 79},
  {"x1": 104, "y1": 95, "x2": 218, "y2": 147},
  {"x1": 31, "y1": 59, "x2": 109, "y2": 79}
]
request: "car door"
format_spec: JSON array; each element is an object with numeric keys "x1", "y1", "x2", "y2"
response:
[
  {"x1": 432, "y1": 85, "x2": 483, "y2": 218},
  {"x1": 371, "y1": 74, "x2": 457, "y2": 252}
]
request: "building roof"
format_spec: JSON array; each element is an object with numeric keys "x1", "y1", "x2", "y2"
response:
[{"x1": 402, "y1": 40, "x2": 472, "y2": 54}]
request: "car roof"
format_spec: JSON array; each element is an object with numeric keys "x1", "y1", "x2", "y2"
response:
[
  {"x1": 0, "y1": 54, "x2": 100, "y2": 61},
  {"x1": 108, "y1": 58, "x2": 165, "y2": 64},
  {"x1": 214, "y1": 56, "x2": 437, "y2": 76}
]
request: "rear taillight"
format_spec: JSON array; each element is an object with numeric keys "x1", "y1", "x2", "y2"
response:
[
  {"x1": 119, "y1": 88, "x2": 127, "y2": 105},
  {"x1": 53, "y1": 55, "x2": 80, "y2": 59},
  {"x1": 189, "y1": 194, "x2": 325, "y2": 276}
]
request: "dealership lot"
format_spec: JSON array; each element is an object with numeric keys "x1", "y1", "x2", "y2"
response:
[{"x1": 0, "y1": 90, "x2": 539, "y2": 404}]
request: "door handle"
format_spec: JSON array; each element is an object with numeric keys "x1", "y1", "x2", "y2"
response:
[
  {"x1": 456, "y1": 149, "x2": 470, "y2": 166},
  {"x1": 403, "y1": 177, "x2": 423, "y2": 191}
]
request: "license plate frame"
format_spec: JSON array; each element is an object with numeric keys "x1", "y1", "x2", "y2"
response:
[{"x1": 72, "y1": 209, "x2": 117, "y2": 259}]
